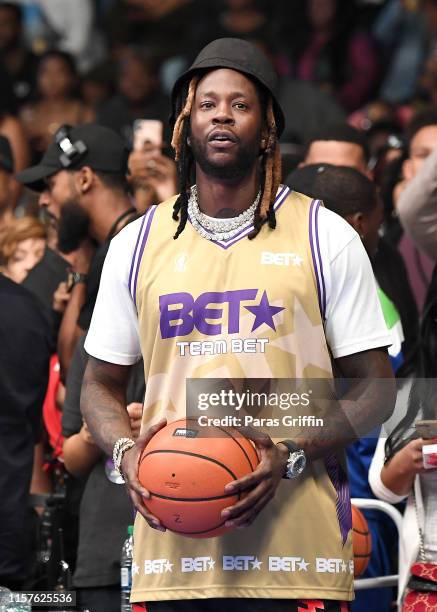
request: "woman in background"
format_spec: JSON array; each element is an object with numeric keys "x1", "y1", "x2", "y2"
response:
[
  {"x1": 0, "y1": 216, "x2": 47, "y2": 284},
  {"x1": 0, "y1": 67, "x2": 31, "y2": 209},
  {"x1": 20, "y1": 51, "x2": 93, "y2": 159},
  {"x1": 369, "y1": 286, "x2": 437, "y2": 608}
]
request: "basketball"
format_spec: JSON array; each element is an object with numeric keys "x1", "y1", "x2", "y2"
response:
[
  {"x1": 138, "y1": 418, "x2": 259, "y2": 538},
  {"x1": 351, "y1": 504, "x2": 372, "y2": 577}
]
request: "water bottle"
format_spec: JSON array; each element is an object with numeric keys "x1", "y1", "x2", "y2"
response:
[{"x1": 120, "y1": 525, "x2": 134, "y2": 612}]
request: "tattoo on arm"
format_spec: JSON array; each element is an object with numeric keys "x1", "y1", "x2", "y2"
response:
[
  {"x1": 81, "y1": 356, "x2": 133, "y2": 456},
  {"x1": 294, "y1": 349, "x2": 396, "y2": 460}
]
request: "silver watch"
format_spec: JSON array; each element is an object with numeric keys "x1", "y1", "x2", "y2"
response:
[{"x1": 280, "y1": 440, "x2": 307, "y2": 479}]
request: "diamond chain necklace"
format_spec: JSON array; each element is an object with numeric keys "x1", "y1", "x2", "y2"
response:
[{"x1": 187, "y1": 185, "x2": 260, "y2": 241}]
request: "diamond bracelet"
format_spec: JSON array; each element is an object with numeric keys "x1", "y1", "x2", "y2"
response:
[{"x1": 113, "y1": 437, "x2": 135, "y2": 478}]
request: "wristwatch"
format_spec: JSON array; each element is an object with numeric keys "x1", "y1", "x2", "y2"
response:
[
  {"x1": 71, "y1": 271, "x2": 87, "y2": 285},
  {"x1": 278, "y1": 440, "x2": 307, "y2": 479},
  {"x1": 67, "y1": 271, "x2": 87, "y2": 291}
]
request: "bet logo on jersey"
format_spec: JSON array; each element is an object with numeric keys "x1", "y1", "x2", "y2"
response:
[{"x1": 159, "y1": 289, "x2": 284, "y2": 339}]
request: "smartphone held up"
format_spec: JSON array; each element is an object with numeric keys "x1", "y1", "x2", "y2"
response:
[{"x1": 133, "y1": 119, "x2": 163, "y2": 153}]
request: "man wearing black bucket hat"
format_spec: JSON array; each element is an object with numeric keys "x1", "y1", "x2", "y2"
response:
[{"x1": 82, "y1": 39, "x2": 394, "y2": 611}]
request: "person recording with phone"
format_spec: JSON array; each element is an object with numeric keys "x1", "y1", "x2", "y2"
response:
[
  {"x1": 369, "y1": 289, "x2": 437, "y2": 608},
  {"x1": 128, "y1": 119, "x2": 178, "y2": 212}
]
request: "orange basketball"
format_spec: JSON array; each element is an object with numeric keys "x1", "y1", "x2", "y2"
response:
[
  {"x1": 138, "y1": 418, "x2": 259, "y2": 538},
  {"x1": 351, "y1": 504, "x2": 372, "y2": 577}
]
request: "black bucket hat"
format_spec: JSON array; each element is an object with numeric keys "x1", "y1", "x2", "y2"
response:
[{"x1": 171, "y1": 38, "x2": 285, "y2": 137}]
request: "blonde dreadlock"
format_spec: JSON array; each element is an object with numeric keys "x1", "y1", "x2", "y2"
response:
[
  {"x1": 171, "y1": 77, "x2": 198, "y2": 240},
  {"x1": 171, "y1": 76, "x2": 198, "y2": 162},
  {"x1": 171, "y1": 76, "x2": 282, "y2": 240},
  {"x1": 248, "y1": 98, "x2": 282, "y2": 239}
]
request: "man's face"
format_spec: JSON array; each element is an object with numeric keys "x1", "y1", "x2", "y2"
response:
[
  {"x1": 38, "y1": 56, "x2": 75, "y2": 99},
  {"x1": 305, "y1": 140, "x2": 368, "y2": 175},
  {"x1": 40, "y1": 170, "x2": 77, "y2": 221},
  {"x1": 119, "y1": 56, "x2": 156, "y2": 103},
  {"x1": 40, "y1": 170, "x2": 90, "y2": 253},
  {"x1": 404, "y1": 125, "x2": 437, "y2": 179},
  {"x1": 189, "y1": 68, "x2": 263, "y2": 180}
]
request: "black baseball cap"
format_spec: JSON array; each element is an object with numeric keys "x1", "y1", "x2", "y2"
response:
[
  {"x1": 285, "y1": 164, "x2": 334, "y2": 196},
  {"x1": 171, "y1": 38, "x2": 285, "y2": 137},
  {"x1": 16, "y1": 124, "x2": 129, "y2": 192},
  {"x1": 0, "y1": 135, "x2": 13, "y2": 173}
]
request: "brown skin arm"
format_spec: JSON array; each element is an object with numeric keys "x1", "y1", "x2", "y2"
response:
[
  {"x1": 381, "y1": 438, "x2": 429, "y2": 496},
  {"x1": 58, "y1": 239, "x2": 95, "y2": 380},
  {"x1": 222, "y1": 348, "x2": 395, "y2": 528},
  {"x1": 63, "y1": 403, "x2": 144, "y2": 479},
  {"x1": 81, "y1": 357, "x2": 133, "y2": 454},
  {"x1": 62, "y1": 423, "x2": 103, "y2": 479},
  {"x1": 57, "y1": 282, "x2": 86, "y2": 381},
  {"x1": 81, "y1": 357, "x2": 167, "y2": 530},
  {"x1": 291, "y1": 347, "x2": 396, "y2": 459}
]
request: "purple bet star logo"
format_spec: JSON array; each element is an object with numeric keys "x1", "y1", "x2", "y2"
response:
[
  {"x1": 159, "y1": 289, "x2": 284, "y2": 338},
  {"x1": 244, "y1": 290, "x2": 285, "y2": 332}
]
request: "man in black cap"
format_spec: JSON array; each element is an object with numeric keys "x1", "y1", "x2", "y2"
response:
[
  {"x1": 0, "y1": 134, "x2": 14, "y2": 228},
  {"x1": 17, "y1": 124, "x2": 137, "y2": 376},
  {"x1": 82, "y1": 39, "x2": 394, "y2": 611}
]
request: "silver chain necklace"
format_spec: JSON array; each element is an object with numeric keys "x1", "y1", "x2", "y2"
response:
[{"x1": 187, "y1": 185, "x2": 260, "y2": 241}]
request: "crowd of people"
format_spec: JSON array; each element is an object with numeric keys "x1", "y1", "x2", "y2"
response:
[{"x1": 1, "y1": 1, "x2": 437, "y2": 611}]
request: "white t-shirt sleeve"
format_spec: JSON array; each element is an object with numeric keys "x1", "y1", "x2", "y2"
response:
[
  {"x1": 318, "y1": 207, "x2": 391, "y2": 359},
  {"x1": 84, "y1": 218, "x2": 142, "y2": 365}
]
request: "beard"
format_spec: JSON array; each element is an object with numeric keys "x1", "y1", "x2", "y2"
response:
[
  {"x1": 57, "y1": 201, "x2": 90, "y2": 254},
  {"x1": 189, "y1": 131, "x2": 261, "y2": 180}
]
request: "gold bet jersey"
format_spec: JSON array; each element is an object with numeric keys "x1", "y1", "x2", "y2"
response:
[{"x1": 128, "y1": 186, "x2": 354, "y2": 602}]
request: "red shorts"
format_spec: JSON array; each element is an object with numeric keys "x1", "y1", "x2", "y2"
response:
[{"x1": 133, "y1": 599, "x2": 350, "y2": 612}]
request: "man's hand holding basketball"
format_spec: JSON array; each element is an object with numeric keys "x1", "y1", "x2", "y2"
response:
[
  {"x1": 221, "y1": 430, "x2": 289, "y2": 528},
  {"x1": 121, "y1": 418, "x2": 168, "y2": 532}
]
